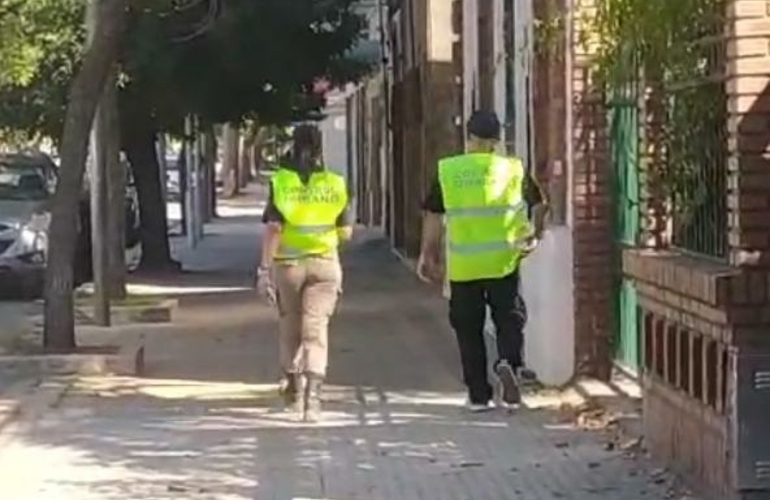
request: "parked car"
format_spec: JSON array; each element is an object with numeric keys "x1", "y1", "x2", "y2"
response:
[
  {"x1": 0, "y1": 154, "x2": 56, "y2": 296},
  {"x1": 0, "y1": 153, "x2": 140, "y2": 298}
]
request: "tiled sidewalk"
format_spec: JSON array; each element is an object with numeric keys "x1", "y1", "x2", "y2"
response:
[{"x1": 0, "y1": 195, "x2": 692, "y2": 500}]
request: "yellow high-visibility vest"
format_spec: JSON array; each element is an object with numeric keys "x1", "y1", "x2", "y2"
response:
[
  {"x1": 271, "y1": 168, "x2": 348, "y2": 260},
  {"x1": 438, "y1": 153, "x2": 534, "y2": 282}
]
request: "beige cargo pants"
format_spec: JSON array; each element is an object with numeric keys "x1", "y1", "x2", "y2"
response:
[{"x1": 274, "y1": 257, "x2": 342, "y2": 378}]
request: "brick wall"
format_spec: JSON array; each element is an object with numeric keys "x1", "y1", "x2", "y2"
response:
[
  {"x1": 569, "y1": 0, "x2": 615, "y2": 379},
  {"x1": 624, "y1": 250, "x2": 738, "y2": 496},
  {"x1": 619, "y1": 2, "x2": 770, "y2": 496},
  {"x1": 726, "y1": 0, "x2": 770, "y2": 268}
]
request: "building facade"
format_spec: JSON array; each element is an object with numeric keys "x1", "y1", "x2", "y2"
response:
[{"x1": 349, "y1": 1, "x2": 770, "y2": 495}]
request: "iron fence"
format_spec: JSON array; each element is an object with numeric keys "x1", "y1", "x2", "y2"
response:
[{"x1": 665, "y1": 3, "x2": 728, "y2": 259}]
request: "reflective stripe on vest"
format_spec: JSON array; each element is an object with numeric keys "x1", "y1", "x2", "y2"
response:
[
  {"x1": 448, "y1": 235, "x2": 533, "y2": 255},
  {"x1": 293, "y1": 224, "x2": 337, "y2": 234},
  {"x1": 271, "y1": 168, "x2": 348, "y2": 260},
  {"x1": 438, "y1": 153, "x2": 534, "y2": 282},
  {"x1": 445, "y1": 202, "x2": 526, "y2": 217}
]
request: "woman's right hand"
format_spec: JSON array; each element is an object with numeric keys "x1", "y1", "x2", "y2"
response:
[{"x1": 256, "y1": 266, "x2": 277, "y2": 304}]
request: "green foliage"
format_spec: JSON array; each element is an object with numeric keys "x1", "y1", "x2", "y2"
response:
[
  {"x1": 0, "y1": 0, "x2": 371, "y2": 144},
  {"x1": 122, "y1": 0, "x2": 371, "y2": 129},
  {"x1": 0, "y1": 0, "x2": 85, "y2": 144},
  {"x1": 589, "y1": 0, "x2": 728, "y2": 254},
  {"x1": 533, "y1": 0, "x2": 565, "y2": 59},
  {"x1": 588, "y1": 0, "x2": 724, "y2": 86}
]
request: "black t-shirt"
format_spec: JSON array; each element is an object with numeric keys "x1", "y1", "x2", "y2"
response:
[
  {"x1": 262, "y1": 183, "x2": 353, "y2": 226},
  {"x1": 422, "y1": 171, "x2": 545, "y2": 214}
]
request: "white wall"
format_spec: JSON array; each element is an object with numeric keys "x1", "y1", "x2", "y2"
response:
[
  {"x1": 348, "y1": 92, "x2": 360, "y2": 218},
  {"x1": 462, "y1": 0, "x2": 479, "y2": 128},
  {"x1": 510, "y1": 0, "x2": 576, "y2": 387},
  {"x1": 493, "y1": 0, "x2": 507, "y2": 135},
  {"x1": 520, "y1": 226, "x2": 575, "y2": 386},
  {"x1": 320, "y1": 93, "x2": 349, "y2": 181},
  {"x1": 320, "y1": 91, "x2": 356, "y2": 221}
]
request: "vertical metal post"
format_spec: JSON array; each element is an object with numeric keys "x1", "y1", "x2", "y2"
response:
[
  {"x1": 87, "y1": 0, "x2": 110, "y2": 326},
  {"x1": 193, "y1": 115, "x2": 204, "y2": 241},
  {"x1": 157, "y1": 134, "x2": 168, "y2": 206},
  {"x1": 184, "y1": 115, "x2": 198, "y2": 248},
  {"x1": 104, "y1": 65, "x2": 126, "y2": 300}
]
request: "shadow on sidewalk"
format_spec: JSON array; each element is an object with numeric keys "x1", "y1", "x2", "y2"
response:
[{"x1": 0, "y1": 186, "x2": 694, "y2": 499}]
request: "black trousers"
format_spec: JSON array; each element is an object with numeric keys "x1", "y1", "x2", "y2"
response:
[{"x1": 449, "y1": 271, "x2": 527, "y2": 404}]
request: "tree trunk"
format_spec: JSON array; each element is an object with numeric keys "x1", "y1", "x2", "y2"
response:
[
  {"x1": 221, "y1": 123, "x2": 240, "y2": 198},
  {"x1": 120, "y1": 92, "x2": 178, "y2": 272},
  {"x1": 44, "y1": 0, "x2": 128, "y2": 350},
  {"x1": 239, "y1": 132, "x2": 254, "y2": 189},
  {"x1": 252, "y1": 127, "x2": 268, "y2": 178}
]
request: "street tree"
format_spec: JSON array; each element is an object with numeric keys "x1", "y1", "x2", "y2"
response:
[
  {"x1": 118, "y1": 0, "x2": 369, "y2": 270},
  {"x1": 44, "y1": 0, "x2": 128, "y2": 349},
  {"x1": 41, "y1": 0, "x2": 371, "y2": 349}
]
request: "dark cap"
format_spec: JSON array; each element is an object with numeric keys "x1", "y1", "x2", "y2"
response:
[{"x1": 466, "y1": 110, "x2": 501, "y2": 140}]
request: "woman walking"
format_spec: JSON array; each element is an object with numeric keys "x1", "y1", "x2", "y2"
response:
[{"x1": 257, "y1": 124, "x2": 352, "y2": 422}]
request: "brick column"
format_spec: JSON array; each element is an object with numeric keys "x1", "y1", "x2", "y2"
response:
[
  {"x1": 726, "y1": 0, "x2": 770, "y2": 269},
  {"x1": 570, "y1": 0, "x2": 615, "y2": 379}
]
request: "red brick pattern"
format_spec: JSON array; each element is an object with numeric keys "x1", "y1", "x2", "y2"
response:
[
  {"x1": 726, "y1": 0, "x2": 770, "y2": 268},
  {"x1": 532, "y1": 0, "x2": 614, "y2": 379},
  {"x1": 620, "y1": 4, "x2": 770, "y2": 493},
  {"x1": 570, "y1": 58, "x2": 615, "y2": 379}
]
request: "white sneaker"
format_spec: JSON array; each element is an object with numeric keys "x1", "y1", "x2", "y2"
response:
[{"x1": 465, "y1": 400, "x2": 493, "y2": 413}]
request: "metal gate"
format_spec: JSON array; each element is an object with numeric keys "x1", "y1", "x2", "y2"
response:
[{"x1": 609, "y1": 66, "x2": 641, "y2": 372}]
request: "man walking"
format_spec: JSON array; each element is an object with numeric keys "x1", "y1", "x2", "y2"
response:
[{"x1": 417, "y1": 110, "x2": 547, "y2": 411}]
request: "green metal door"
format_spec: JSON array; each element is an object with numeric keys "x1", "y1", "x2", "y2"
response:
[{"x1": 610, "y1": 85, "x2": 640, "y2": 372}]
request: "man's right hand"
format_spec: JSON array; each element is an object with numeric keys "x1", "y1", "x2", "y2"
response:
[{"x1": 521, "y1": 235, "x2": 540, "y2": 256}]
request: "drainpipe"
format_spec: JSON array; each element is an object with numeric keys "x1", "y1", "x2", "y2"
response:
[
  {"x1": 564, "y1": 0, "x2": 574, "y2": 228},
  {"x1": 376, "y1": 0, "x2": 394, "y2": 238}
]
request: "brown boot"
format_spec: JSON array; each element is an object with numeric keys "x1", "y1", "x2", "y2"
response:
[
  {"x1": 281, "y1": 373, "x2": 303, "y2": 414},
  {"x1": 303, "y1": 374, "x2": 323, "y2": 423}
]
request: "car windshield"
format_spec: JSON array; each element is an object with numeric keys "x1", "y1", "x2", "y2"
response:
[{"x1": 0, "y1": 163, "x2": 49, "y2": 201}]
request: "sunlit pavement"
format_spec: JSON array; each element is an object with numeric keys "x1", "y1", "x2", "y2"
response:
[{"x1": 0, "y1": 187, "x2": 692, "y2": 500}]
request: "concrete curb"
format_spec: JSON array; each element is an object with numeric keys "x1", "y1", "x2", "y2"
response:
[
  {"x1": 79, "y1": 299, "x2": 178, "y2": 324},
  {"x1": 91, "y1": 299, "x2": 179, "y2": 326},
  {"x1": 30, "y1": 298, "x2": 178, "y2": 327},
  {"x1": 0, "y1": 334, "x2": 145, "y2": 378}
]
